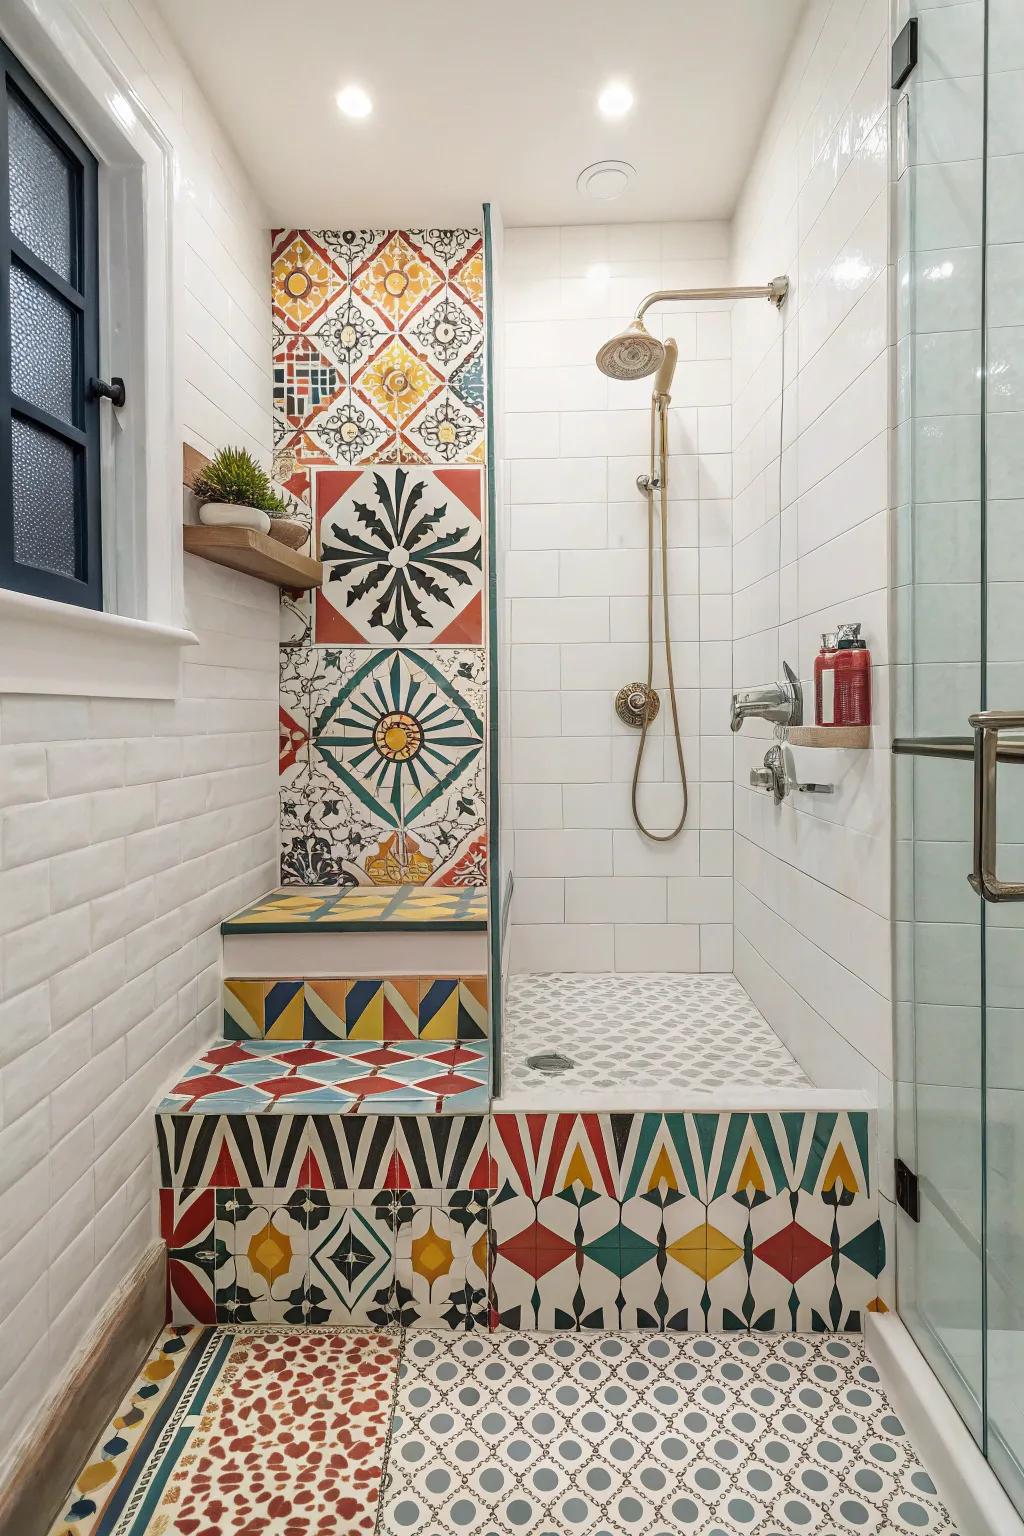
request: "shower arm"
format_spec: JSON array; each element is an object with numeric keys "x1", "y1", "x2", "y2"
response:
[{"x1": 634, "y1": 276, "x2": 789, "y2": 322}]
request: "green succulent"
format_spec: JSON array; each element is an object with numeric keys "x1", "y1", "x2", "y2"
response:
[{"x1": 191, "y1": 446, "x2": 289, "y2": 517}]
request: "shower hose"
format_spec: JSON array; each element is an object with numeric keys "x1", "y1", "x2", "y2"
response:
[{"x1": 631, "y1": 391, "x2": 689, "y2": 840}]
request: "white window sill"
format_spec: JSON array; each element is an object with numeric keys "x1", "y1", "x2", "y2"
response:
[{"x1": 0, "y1": 588, "x2": 198, "y2": 700}]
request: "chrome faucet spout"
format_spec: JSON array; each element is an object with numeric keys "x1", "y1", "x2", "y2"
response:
[{"x1": 730, "y1": 663, "x2": 803, "y2": 733}]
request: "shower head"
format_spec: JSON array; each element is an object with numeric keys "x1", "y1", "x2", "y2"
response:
[
  {"x1": 652, "y1": 337, "x2": 678, "y2": 400},
  {"x1": 595, "y1": 319, "x2": 665, "y2": 381}
]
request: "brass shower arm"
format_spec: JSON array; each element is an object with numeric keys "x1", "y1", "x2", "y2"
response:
[{"x1": 633, "y1": 276, "x2": 789, "y2": 322}]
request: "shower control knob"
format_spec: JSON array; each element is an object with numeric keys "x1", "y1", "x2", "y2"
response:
[{"x1": 615, "y1": 683, "x2": 661, "y2": 728}]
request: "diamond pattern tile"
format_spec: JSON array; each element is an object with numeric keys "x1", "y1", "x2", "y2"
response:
[{"x1": 504, "y1": 972, "x2": 809, "y2": 1096}]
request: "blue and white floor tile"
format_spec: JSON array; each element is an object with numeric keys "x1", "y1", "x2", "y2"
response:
[{"x1": 380, "y1": 1330, "x2": 958, "y2": 1535}]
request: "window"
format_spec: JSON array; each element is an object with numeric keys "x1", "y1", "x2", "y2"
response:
[{"x1": 0, "y1": 40, "x2": 102, "y2": 610}]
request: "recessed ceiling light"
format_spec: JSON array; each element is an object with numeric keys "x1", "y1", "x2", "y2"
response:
[
  {"x1": 336, "y1": 83, "x2": 372, "y2": 119},
  {"x1": 598, "y1": 80, "x2": 634, "y2": 119},
  {"x1": 577, "y1": 160, "x2": 636, "y2": 202}
]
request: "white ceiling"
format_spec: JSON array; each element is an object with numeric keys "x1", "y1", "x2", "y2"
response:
[{"x1": 156, "y1": 0, "x2": 807, "y2": 228}]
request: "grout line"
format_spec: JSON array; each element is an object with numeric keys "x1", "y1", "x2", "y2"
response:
[{"x1": 374, "y1": 1325, "x2": 408, "y2": 1534}]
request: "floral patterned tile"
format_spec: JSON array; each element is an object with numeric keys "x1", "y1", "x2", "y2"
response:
[
  {"x1": 315, "y1": 465, "x2": 483, "y2": 647},
  {"x1": 272, "y1": 227, "x2": 485, "y2": 475}
]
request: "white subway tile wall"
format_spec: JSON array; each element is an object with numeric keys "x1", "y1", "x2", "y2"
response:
[
  {"x1": 503, "y1": 221, "x2": 735, "y2": 973},
  {"x1": 0, "y1": 0, "x2": 275, "y2": 1484},
  {"x1": 729, "y1": 0, "x2": 893, "y2": 1103}
]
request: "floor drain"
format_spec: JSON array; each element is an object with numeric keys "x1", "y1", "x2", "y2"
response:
[{"x1": 526, "y1": 1051, "x2": 574, "y2": 1074}]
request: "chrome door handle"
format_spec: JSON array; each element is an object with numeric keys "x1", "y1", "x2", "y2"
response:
[{"x1": 968, "y1": 710, "x2": 1024, "y2": 901}]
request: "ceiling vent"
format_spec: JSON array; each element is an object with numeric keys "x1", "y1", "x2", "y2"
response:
[{"x1": 576, "y1": 159, "x2": 636, "y2": 202}]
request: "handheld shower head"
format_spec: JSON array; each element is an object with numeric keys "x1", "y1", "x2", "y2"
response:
[
  {"x1": 652, "y1": 337, "x2": 678, "y2": 400},
  {"x1": 595, "y1": 319, "x2": 665, "y2": 381}
]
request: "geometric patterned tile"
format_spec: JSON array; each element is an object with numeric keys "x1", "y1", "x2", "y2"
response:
[
  {"x1": 315, "y1": 466, "x2": 483, "y2": 646},
  {"x1": 276, "y1": 646, "x2": 488, "y2": 888},
  {"x1": 47, "y1": 1327, "x2": 960, "y2": 1536},
  {"x1": 393, "y1": 1194, "x2": 491, "y2": 1329},
  {"x1": 272, "y1": 224, "x2": 488, "y2": 893},
  {"x1": 223, "y1": 975, "x2": 489, "y2": 1042},
  {"x1": 223, "y1": 886, "x2": 488, "y2": 931},
  {"x1": 393, "y1": 1114, "x2": 494, "y2": 1196},
  {"x1": 504, "y1": 973, "x2": 809, "y2": 1096},
  {"x1": 380, "y1": 1331, "x2": 960, "y2": 1535},
  {"x1": 156, "y1": 1105, "x2": 885, "y2": 1332},
  {"x1": 157, "y1": 1038, "x2": 491, "y2": 1117},
  {"x1": 305, "y1": 1196, "x2": 397, "y2": 1326},
  {"x1": 159, "y1": 1187, "x2": 219, "y2": 1324},
  {"x1": 307, "y1": 649, "x2": 486, "y2": 888},
  {"x1": 487, "y1": 1110, "x2": 885, "y2": 1334}
]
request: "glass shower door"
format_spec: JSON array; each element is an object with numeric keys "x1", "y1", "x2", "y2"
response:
[
  {"x1": 895, "y1": 0, "x2": 1024, "y2": 1506},
  {"x1": 979, "y1": 0, "x2": 1024, "y2": 1498},
  {"x1": 892, "y1": 0, "x2": 987, "y2": 1445}
]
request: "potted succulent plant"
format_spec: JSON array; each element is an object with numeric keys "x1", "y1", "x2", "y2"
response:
[{"x1": 190, "y1": 446, "x2": 307, "y2": 549}]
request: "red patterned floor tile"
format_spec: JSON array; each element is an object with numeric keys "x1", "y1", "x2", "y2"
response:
[{"x1": 155, "y1": 1329, "x2": 399, "y2": 1532}]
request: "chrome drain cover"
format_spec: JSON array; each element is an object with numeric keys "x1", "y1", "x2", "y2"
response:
[{"x1": 526, "y1": 1051, "x2": 574, "y2": 1075}]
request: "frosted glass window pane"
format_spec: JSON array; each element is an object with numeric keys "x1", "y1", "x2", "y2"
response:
[
  {"x1": 10, "y1": 264, "x2": 75, "y2": 422},
  {"x1": 7, "y1": 94, "x2": 73, "y2": 282},
  {"x1": 11, "y1": 415, "x2": 78, "y2": 577}
]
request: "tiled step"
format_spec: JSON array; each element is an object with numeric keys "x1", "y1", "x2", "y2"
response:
[
  {"x1": 223, "y1": 885, "x2": 488, "y2": 931},
  {"x1": 158, "y1": 1037, "x2": 490, "y2": 1115},
  {"x1": 221, "y1": 883, "x2": 488, "y2": 972}
]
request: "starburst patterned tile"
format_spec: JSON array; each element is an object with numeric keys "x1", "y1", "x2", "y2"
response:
[
  {"x1": 279, "y1": 645, "x2": 486, "y2": 886},
  {"x1": 315, "y1": 466, "x2": 483, "y2": 646}
]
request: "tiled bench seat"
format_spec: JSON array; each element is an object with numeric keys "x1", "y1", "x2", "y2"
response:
[
  {"x1": 221, "y1": 884, "x2": 487, "y2": 932},
  {"x1": 220, "y1": 885, "x2": 488, "y2": 973}
]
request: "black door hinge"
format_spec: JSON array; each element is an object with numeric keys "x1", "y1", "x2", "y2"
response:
[
  {"x1": 892, "y1": 19, "x2": 918, "y2": 90},
  {"x1": 895, "y1": 1157, "x2": 920, "y2": 1222}
]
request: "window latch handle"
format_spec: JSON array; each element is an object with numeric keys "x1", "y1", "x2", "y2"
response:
[{"x1": 88, "y1": 375, "x2": 126, "y2": 408}]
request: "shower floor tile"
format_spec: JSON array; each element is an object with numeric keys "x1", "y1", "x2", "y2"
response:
[
  {"x1": 48, "y1": 1328, "x2": 958, "y2": 1536},
  {"x1": 503, "y1": 972, "x2": 809, "y2": 1096},
  {"x1": 384, "y1": 1330, "x2": 957, "y2": 1535}
]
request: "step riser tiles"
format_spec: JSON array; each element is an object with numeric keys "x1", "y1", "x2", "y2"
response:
[{"x1": 224, "y1": 976, "x2": 488, "y2": 1041}]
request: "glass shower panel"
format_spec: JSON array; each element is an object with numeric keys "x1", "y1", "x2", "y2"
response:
[
  {"x1": 985, "y1": 755, "x2": 1024, "y2": 1506},
  {"x1": 982, "y1": 0, "x2": 1024, "y2": 1502},
  {"x1": 895, "y1": 751, "x2": 985, "y2": 1440},
  {"x1": 892, "y1": 0, "x2": 987, "y2": 1450}
]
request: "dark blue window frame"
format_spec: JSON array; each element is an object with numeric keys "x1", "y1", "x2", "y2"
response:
[{"x1": 0, "y1": 40, "x2": 101, "y2": 609}]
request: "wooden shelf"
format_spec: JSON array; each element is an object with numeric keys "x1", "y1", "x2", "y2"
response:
[
  {"x1": 183, "y1": 524, "x2": 322, "y2": 590},
  {"x1": 786, "y1": 724, "x2": 871, "y2": 749}
]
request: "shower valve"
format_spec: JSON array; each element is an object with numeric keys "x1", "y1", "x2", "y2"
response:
[
  {"x1": 615, "y1": 683, "x2": 660, "y2": 728},
  {"x1": 750, "y1": 744, "x2": 833, "y2": 804}
]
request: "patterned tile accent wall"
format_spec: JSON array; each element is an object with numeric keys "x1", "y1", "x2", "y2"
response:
[
  {"x1": 272, "y1": 229, "x2": 488, "y2": 889},
  {"x1": 491, "y1": 1111, "x2": 885, "y2": 1334},
  {"x1": 157, "y1": 1110, "x2": 885, "y2": 1332},
  {"x1": 224, "y1": 976, "x2": 488, "y2": 1039}
]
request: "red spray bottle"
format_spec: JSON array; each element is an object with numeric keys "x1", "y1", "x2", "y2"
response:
[{"x1": 814, "y1": 622, "x2": 871, "y2": 727}]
